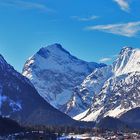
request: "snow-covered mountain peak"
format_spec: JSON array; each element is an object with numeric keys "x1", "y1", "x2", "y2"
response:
[
  {"x1": 23, "y1": 44, "x2": 105, "y2": 110},
  {"x1": 74, "y1": 46, "x2": 140, "y2": 122},
  {"x1": 113, "y1": 47, "x2": 140, "y2": 76},
  {"x1": 46, "y1": 43, "x2": 70, "y2": 54},
  {"x1": 120, "y1": 46, "x2": 133, "y2": 54},
  {"x1": 36, "y1": 43, "x2": 75, "y2": 60}
]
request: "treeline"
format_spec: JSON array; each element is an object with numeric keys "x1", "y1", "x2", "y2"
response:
[
  {"x1": 25, "y1": 125, "x2": 95, "y2": 135},
  {"x1": 0, "y1": 116, "x2": 96, "y2": 137}
]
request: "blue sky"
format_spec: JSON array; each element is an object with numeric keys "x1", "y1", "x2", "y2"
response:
[{"x1": 0, "y1": 0, "x2": 140, "y2": 72}]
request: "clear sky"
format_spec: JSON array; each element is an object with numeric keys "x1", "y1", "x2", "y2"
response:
[{"x1": 0, "y1": 0, "x2": 140, "y2": 72}]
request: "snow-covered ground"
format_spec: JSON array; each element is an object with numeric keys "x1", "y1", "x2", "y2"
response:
[{"x1": 57, "y1": 134, "x2": 105, "y2": 140}]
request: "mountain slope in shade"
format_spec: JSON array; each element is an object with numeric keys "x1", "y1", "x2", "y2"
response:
[
  {"x1": 120, "y1": 107, "x2": 140, "y2": 129},
  {"x1": 22, "y1": 43, "x2": 105, "y2": 115},
  {"x1": 74, "y1": 47, "x2": 140, "y2": 121},
  {"x1": 0, "y1": 54, "x2": 79, "y2": 126},
  {"x1": 0, "y1": 116, "x2": 22, "y2": 136},
  {"x1": 96, "y1": 116, "x2": 130, "y2": 131}
]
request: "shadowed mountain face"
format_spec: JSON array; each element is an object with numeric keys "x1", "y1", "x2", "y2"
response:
[
  {"x1": 96, "y1": 116, "x2": 130, "y2": 131},
  {"x1": 0, "y1": 116, "x2": 22, "y2": 136},
  {"x1": 0, "y1": 54, "x2": 78, "y2": 126},
  {"x1": 22, "y1": 43, "x2": 105, "y2": 116},
  {"x1": 120, "y1": 107, "x2": 140, "y2": 129}
]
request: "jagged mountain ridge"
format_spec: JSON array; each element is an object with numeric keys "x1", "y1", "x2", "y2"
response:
[
  {"x1": 22, "y1": 43, "x2": 105, "y2": 113},
  {"x1": 74, "y1": 47, "x2": 140, "y2": 121},
  {"x1": 63, "y1": 65, "x2": 113, "y2": 117},
  {"x1": 0, "y1": 54, "x2": 80, "y2": 126}
]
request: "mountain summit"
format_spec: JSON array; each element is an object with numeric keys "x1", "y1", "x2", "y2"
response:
[
  {"x1": 37, "y1": 43, "x2": 75, "y2": 60},
  {"x1": 113, "y1": 47, "x2": 140, "y2": 76},
  {"x1": 74, "y1": 47, "x2": 140, "y2": 121},
  {"x1": 22, "y1": 43, "x2": 105, "y2": 113}
]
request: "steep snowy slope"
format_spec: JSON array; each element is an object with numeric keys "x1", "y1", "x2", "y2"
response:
[
  {"x1": 74, "y1": 47, "x2": 140, "y2": 121},
  {"x1": 113, "y1": 47, "x2": 140, "y2": 76},
  {"x1": 62, "y1": 65, "x2": 113, "y2": 116},
  {"x1": 0, "y1": 54, "x2": 80, "y2": 126},
  {"x1": 22, "y1": 43, "x2": 105, "y2": 112}
]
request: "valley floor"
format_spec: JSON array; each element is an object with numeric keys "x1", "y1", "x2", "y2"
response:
[
  {"x1": 1, "y1": 128, "x2": 140, "y2": 140},
  {"x1": 57, "y1": 131, "x2": 140, "y2": 140}
]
